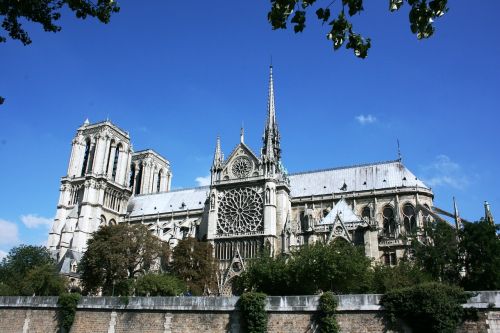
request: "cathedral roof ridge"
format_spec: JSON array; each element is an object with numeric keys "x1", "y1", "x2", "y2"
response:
[
  {"x1": 82, "y1": 119, "x2": 129, "y2": 138},
  {"x1": 132, "y1": 149, "x2": 170, "y2": 164},
  {"x1": 288, "y1": 159, "x2": 402, "y2": 176},
  {"x1": 133, "y1": 185, "x2": 210, "y2": 197}
]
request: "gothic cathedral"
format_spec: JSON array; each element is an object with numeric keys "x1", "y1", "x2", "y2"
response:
[{"x1": 48, "y1": 67, "x2": 435, "y2": 295}]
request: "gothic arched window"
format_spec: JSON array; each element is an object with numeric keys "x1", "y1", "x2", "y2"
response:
[
  {"x1": 135, "y1": 164, "x2": 143, "y2": 195},
  {"x1": 403, "y1": 203, "x2": 417, "y2": 234},
  {"x1": 105, "y1": 140, "x2": 114, "y2": 174},
  {"x1": 81, "y1": 139, "x2": 91, "y2": 176},
  {"x1": 157, "y1": 169, "x2": 163, "y2": 193},
  {"x1": 112, "y1": 143, "x2": 121, "y2": 181},
  {"x1": 383, "y1": 205, "x2": 396, "y2": 237},
  {"x1": 129, "y1": 164, "x2": 135, "y2": 188},
  {"x1": 362, "y1": 206, "x2": 371, "y2": 222}
]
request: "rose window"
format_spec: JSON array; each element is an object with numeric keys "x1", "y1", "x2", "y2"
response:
[
  {"x1": 217, "y1": 187, "x2": 263, "y2": 235},
  {"x1": 231, "y1": 156, "x2": 252, "y2": 178}
]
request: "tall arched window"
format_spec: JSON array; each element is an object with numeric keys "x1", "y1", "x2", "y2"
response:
[
  {"x1": 157, "y1": 169, "x2": 163, "y2": 193},
  {"x1": 112, "y1": 143, "x2": 121, "y2": 181},
  {"x1": 403, "y1": 203, "x2": 417, "y2": 234},
  {"x1": 383, "y1": 205, "x2": 396, "y2": 237},
  {"x1": 105, "y1": 140, "x2": 114, "y2": 174},
  {"x1": 135, "y1": 164, "x2": 143, "y2": 195},
  {"x1": 362, "y1": 206, "x2": 371, "y2": 222},
  {"x1": 129, "y1": 164, "x2": 135, "y2": 188},
  {"x1": 81, "y1": 139, "x2": 91, "y2": 176}
]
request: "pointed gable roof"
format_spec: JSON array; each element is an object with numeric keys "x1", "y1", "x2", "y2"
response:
[{"x1": 320, "y1": 198, "x2": 361, "y2": 225}]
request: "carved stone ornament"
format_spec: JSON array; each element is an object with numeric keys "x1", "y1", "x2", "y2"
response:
[
  {"x1": 217, "y1": 187, "x2": 263, "y2": 235},
  {"x1": 231, "y1": 156, "x2": 252, "y2": 178}
]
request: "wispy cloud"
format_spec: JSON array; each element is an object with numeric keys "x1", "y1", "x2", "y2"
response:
[
  {"x1": 0, "y1": 250, "x2": 7, "y2": 260},
  {"x1": 0, "y1": 219, "x2": 19, "y2": 246},
  {"x1": 421, "y1": 155, "x2": 470, "y2": 190},
  {"x1": 195, "y1": 175, "x2": 211, "y2": 186},
  {"x1": 355, "y1": 114, "x2": 377, "y2": 125},
  {"x1": 21, "y1": 214, "x2": 53, "y2": 229}
]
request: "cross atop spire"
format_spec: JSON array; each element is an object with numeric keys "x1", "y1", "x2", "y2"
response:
[{"x1": 262, "y1": 65, "x2": 281, "y2": 162}]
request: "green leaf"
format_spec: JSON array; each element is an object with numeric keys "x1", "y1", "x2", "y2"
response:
[
  {"x1": 316, "y1": 8, "x2": 331, "y2": 23},
  {"x1": 291, "y1": 10, "x2": 306, "y2": 33}
]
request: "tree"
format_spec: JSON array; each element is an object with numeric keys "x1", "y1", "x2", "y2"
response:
[
  {"x1": 380, "y1": 282, "x2": 476, "y2": 333},
  {"x1": 0, "y1": 244, "x2": 67, "y2": 296},
  {"x1": 0, "y1": 0, "x2": 120, "y2": 105},
  {"x1": 170, "y1": 237, "x2": 218, "y2": 295},
  {"x1": 460, "y1": 221, "x2": 500, "y2": 290},
  {"x1": 268, "y1": 0, "x2": 448, "y2": 58},
  {"x1": 412, "y1": 220, "x2": 462, "y2": 285},
  {"x1": 0, "y1": 0, "x2": 120, "y2": 46},
  {"x1": 371, "y1": 261, "x2": 432, "y2": 294},
  {"x1": 78, "y1": 223, "x2": 164, "y2": 295},
  {"x1": 237, "y1": 240, "x2": 373, "y2": 295},
  {"x1": 135, "y1": 273, "x2": 186, "y2": 296}
]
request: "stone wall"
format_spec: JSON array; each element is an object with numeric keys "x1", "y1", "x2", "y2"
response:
[{"x1": 0, "y1": 292, "x2": 498, "y2": 333}]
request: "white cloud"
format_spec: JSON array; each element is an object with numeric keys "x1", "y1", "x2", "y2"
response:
[
  {"x1": 421, "y1": 155, "x2": 470, "y2": 190},
  {"x1": 355, "y1": 114, "x2": 377, "y2": 125},
  {"x1": 0, "y1": 250, "x2": 7, "y2": 260},
  {"x1": 0, "y1": 219, "x2": 19, "y2": 246},
  {"x1": 195, "y1": 175, "x2": 211, "y2": 186},
  {"x1": 21, "y1": 214, "x2": 53, "y2": 229}
]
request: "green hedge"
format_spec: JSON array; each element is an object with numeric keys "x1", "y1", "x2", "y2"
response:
[
  {"x1": 318, "y1": 292, "x2": 340, "y2": 333},
  {"x1": 58, "y1": 293, "x2": 81, "y2": 331},
  {"x1": 380, "y1": 282, "x2": 477, "y2": 333},
  {"x1": 239, "y1": 292, "x2": 268, "y2": 333}
]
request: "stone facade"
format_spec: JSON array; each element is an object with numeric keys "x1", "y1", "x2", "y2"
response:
[{"x1": 48, "y1": 67, "x2": 436, "y2": 294}]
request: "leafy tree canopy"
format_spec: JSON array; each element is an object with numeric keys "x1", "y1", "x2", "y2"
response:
[
  {"x1": 268, "y1": 0, "x2": 448, "y2": 58},
  {"x1": 460, "y1": 221, "x2": 500, "y2": 290},
  {"x1": 169, "y1": 237, "x2": 218, "y2": 296},
  {"x1": 237, "y1": 240, "x2": 372, "y2": 295},
  {"x1": 412, "y1": 220, "x2": 462, "y2": 285},
  {"x1": 0, "y1": 0, "x2": 120, "y2": 46},
  {"x1": 78, "y1": 223, "x2": 165, "y2": 295},
  {"x1": 380, "y1": 282, "x2": 476, "y2": 333},
  {"x1": 0, "y1": 244, "x2": 66, "y2": 296},
  {"x1": 135, "y1": 273, "x2": 185, "y2": 296}
]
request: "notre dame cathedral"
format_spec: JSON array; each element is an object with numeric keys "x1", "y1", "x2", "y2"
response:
[{"x1": 48, "y1": 66, "x2": 440, "y2": 295}]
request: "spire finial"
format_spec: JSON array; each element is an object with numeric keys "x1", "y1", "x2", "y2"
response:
[
  {"x1": 397, "y1": 139, "x2": 402, "y2": 162},
  {"x1": 212, "y1": 135, "x2": 223, "y2": 168},
  {"x1": 240, "y1": 123, "x2": 244, "y2": 143},
  {"x1": 453, "y1": 196, "x2": 462, "y2": 230},
  {"x1": 484, "y1": 201, "x2": 495, "y2": 225},
  {"x1": 83, "y1": 118, "x2": 90, "y2": 126}
]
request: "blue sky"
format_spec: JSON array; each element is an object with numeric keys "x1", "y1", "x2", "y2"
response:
[{"x1": 0, "y1": 1, "x2": 499, "y2": 258}]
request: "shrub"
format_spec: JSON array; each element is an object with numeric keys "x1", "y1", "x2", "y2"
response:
[
  {"x1": 318, "y1": 292, "x2": 340, "y2": 333},
  {"x1": 58, "y1": 293, "x2": 81, "y2": 331},
  {"x1": 239, "y1": 292, "x2": 268, "y2": 333},
  {"x1": 380, "y1": 282, "x2": 477, "y2": 333}
]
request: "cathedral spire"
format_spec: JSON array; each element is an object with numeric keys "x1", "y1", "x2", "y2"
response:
[
  {"x1": 453, "y1": 196, "x2": 462, "y2": 230},
  {"x1": 262, "y1": 65, "x2": 281, "y2": 161},
  {"x1": 484, "y1": 201, "x2": 495, "y2": 226},
  {"x1": 212, "y1": 136, "x2": 223, "y2": 169},
  {"x1": 240, "y1": 124, "x2": 245, "y2": 144}
]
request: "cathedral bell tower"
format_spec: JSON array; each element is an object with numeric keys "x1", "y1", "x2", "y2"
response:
[
  {"x1": 47, "y1": 120, "x2": 132, "y2": 268},
  {"x1": 206, "y1": 66, "x2": 291, "y2": 295}
]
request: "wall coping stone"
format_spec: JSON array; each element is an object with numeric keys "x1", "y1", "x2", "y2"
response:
[{"x1": 0, "y1": 291, "x2": 498, "y2": 312}]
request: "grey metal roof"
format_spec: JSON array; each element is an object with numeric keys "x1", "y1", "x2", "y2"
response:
[
  {"x1": 288, "y1": 160, "x2": 429, "y2": 198},
  {"x1": 127, "y1": 186, "x2": 209, "y2": 217},
  {"x1": 127, "y1": 160, "x2": 428, "y2": 217}
]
